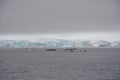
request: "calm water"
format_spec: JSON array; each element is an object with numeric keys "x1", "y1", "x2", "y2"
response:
[{"x1": 0, "y1": 48, "x2": 120, "y2": 80}]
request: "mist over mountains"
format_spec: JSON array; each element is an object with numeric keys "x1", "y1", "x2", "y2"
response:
[{"x1": 0, "y1": 38, "x2": 120, "y2": 48}]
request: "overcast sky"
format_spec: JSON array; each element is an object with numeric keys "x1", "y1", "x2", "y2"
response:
[{"x1": 0, "y1": 0, "x2": 120, "y2": 40}]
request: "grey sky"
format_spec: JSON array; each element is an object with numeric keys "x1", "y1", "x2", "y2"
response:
[{"x1": 0, "y1": 0, "x2": 120, "y2": 40}]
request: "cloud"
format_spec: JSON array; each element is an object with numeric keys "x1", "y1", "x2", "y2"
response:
[{"x1": 0, "y1": 0, "x2": 120, "y2": 34}]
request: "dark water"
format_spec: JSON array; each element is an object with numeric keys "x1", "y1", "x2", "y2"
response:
[{"x1": 0, "y1": 48, "x2": 120, "y2": 80}]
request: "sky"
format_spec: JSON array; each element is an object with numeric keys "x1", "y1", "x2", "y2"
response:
[{"x1": 0, "y1": 0, "x2": 120, "y2": 40}]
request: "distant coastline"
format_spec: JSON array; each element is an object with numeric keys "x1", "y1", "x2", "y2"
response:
[{"x1": 0, "y1": 38, "x2": 120, "y2": 48}]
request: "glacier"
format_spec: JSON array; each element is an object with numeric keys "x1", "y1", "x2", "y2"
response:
[{"x1": 0, "y1": 38, "x2": 120, "y2": 48}]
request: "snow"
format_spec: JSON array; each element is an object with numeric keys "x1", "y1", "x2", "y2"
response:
[
  {"x1": 111, "y1": 41, "x2": 120, "y2": 47},
  {"x1": 0, "y1": 39, "x2": 120, "y2": 48}
]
